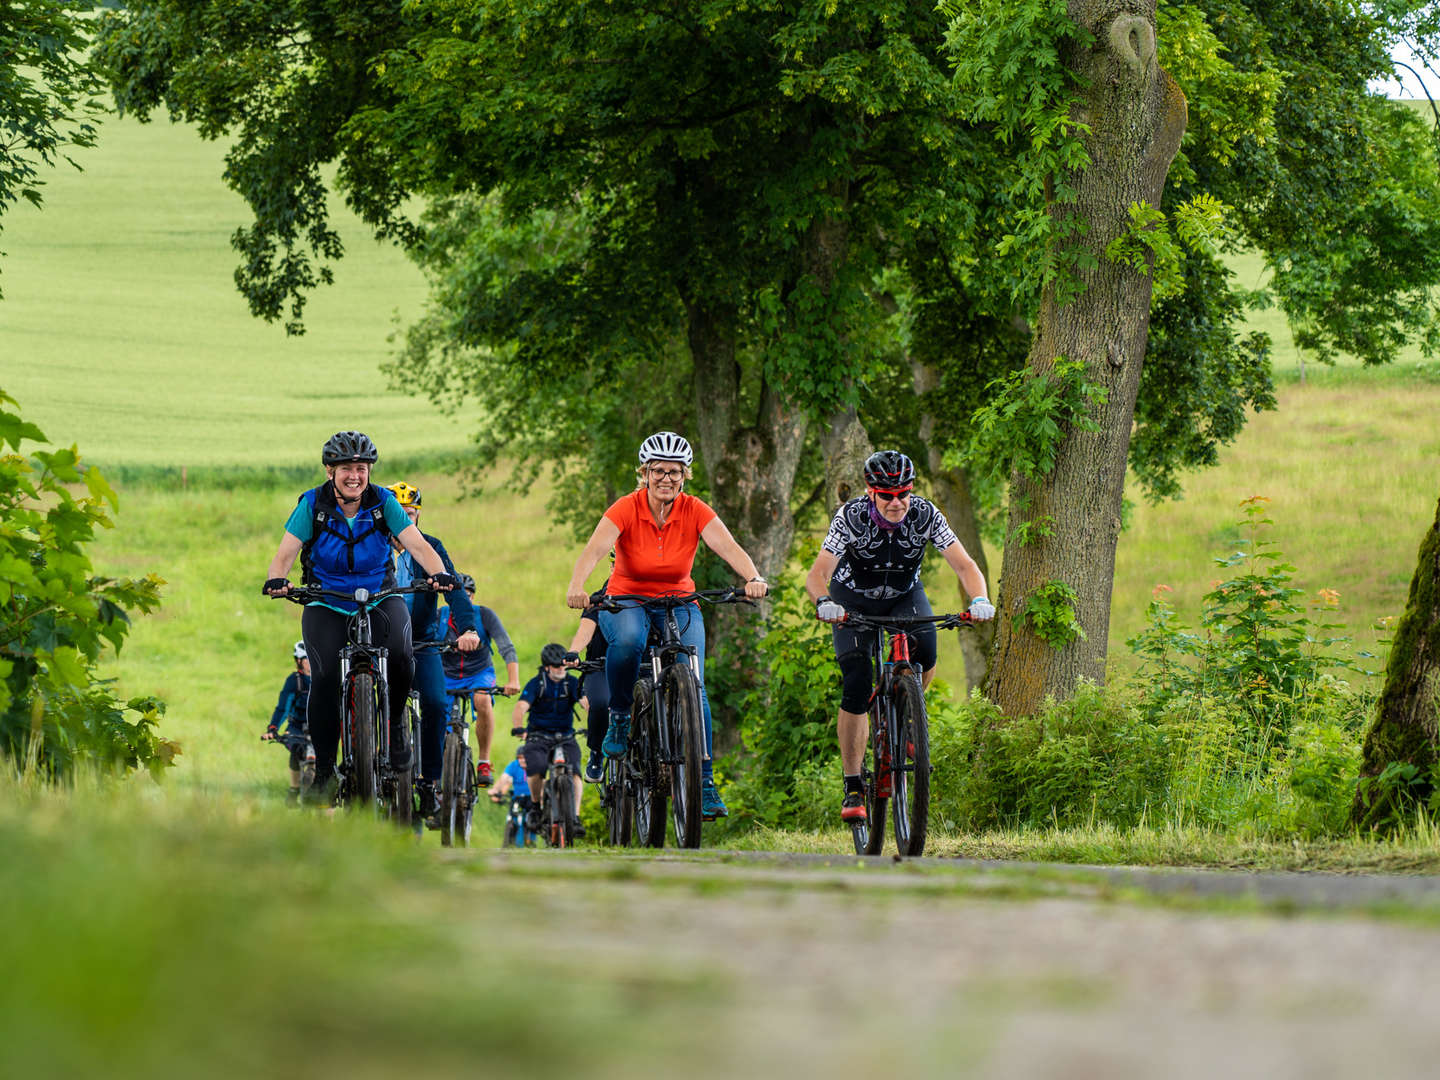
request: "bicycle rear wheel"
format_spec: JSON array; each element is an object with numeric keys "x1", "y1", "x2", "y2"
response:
[
  {"x1": 439, "y1": 733, "x2": 465, "y2": 847},
  {"x1": 632, "y1": 681, "x2": 666, "y2": 848},
  {"x1": 890, "y1": 671, "x2": 930, "y2": 856},
  {"x1": 665, "y1": 665, "x2": 704, "y2": 849},
  {"x1": 348, "y1": 672, "x2": 379, "y2": 807},
  {"x1": 458, "y1": 746, "x2": 475, "y2": 846}
]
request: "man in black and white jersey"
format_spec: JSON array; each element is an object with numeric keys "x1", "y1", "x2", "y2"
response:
[{"x1": 804, "y1": 450, "x2": 996, "y2": 825}]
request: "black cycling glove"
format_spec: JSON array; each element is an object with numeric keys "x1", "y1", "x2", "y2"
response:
[
  {"x1": 263, "y1": 578, "x2": 290, "y2": 595},
  {"x1": 430, "y1": 572, "x2": 459, "y2": 591},
  {"x1": 564, "y1": 651, "x2": 580, "y2": 664},
  {"x1": 510, "y1": 726, "x2": 526, "y2": 738}
]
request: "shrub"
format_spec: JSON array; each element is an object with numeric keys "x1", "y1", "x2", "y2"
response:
[{"x1": 0, "y1": 389, "x2": 172, "y2": 778}]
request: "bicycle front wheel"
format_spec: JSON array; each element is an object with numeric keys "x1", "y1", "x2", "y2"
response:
[
  {"x1": 439, "y1": 733, "x2": 465, "y2": 847},
  {"x1": 552, "y1": 775, "x2": 575, "y2": 848},
  {"x1": 665, "y1": 665, "x2": 704, "y2": 849},
  {"x1": 349, "y1": 672, "x2": 379, "y2": 807},
  {"x1": 605, "y1": 757, "x2": 633, "y2": 846},
  {"x1": 863, "y1": 704, "x2": 888, "y2": 856},
  {"x1": 633, "y1": 681, "x2": 666, "y2": 848},
  {"x1": 890, "y1": 672, "x2": 930, "y2": 856}
]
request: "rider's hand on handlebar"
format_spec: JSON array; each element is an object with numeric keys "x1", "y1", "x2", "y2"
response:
[
  {"x1": 565, "y1": 585, "x2": 589, "y2": 610},
  {"x1": 429, "y1": 572, "x2": 459, "y2": 592},
  {"x1": 968, "y1": 596, "x2": 996, "y2": 621},
  {"x1": 815, "y1": 597, "x2": 846, "y2": 623},
  {"x1": 510, "y1": 726, "x2": 526, "y2": 738},
  {"x1": 263, "y1": 577, "x2": 291, "y2": 597},
  {"x1": 261, "y1": 729, "x2": 277, "y2": 741},
  {"x1": 563, "y1": 650, "x2": 580, "y2": 666},
  {"x1": 456, "y1": 629, "x2": 480, "y2": 653},
  {"x1": 744, "y1": 577, "x2": 768, "y2": 600},
  {"x1": 504, "y1": 680, "x2": 522, "y2": 695}
]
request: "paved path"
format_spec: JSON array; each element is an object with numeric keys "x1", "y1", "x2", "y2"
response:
[{"x1": 466, "y1": 849, "x2": 1440, "y2": 1077}]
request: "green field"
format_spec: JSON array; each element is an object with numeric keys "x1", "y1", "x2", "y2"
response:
[{"x1": 0, "y1": 115, "x2": 468, "y2": 468}]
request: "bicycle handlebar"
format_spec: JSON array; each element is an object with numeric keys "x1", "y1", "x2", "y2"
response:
[
  {"x1": 594, "y1": 587, "x2": 755, "y2": 612},
  {"x1": 270, "y1": 582, "x2": 438, "y2": 607},
  {"x1": 839, "y1": 611, "x2": 976, "y2": 632}
]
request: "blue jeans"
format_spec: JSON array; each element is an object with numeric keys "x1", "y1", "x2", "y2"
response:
[
  {"x1": 412, "y1": 648, "x2": 449, "y2": 783},
  {"x1": 598, "y1": 602, "x2": 714, "y2": 781}
]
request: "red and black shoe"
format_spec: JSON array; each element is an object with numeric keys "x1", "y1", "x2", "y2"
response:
[
  {"x1": 476, "y1": 760, "x2": 494, "y2": 787},
  {"x1": 840, "y1": 791, "x2": 868, "y2": 824}
]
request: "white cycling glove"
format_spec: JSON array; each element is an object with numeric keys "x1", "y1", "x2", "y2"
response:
[
  {"x1": 815, "y1": 597, "x2": 847, "y2": 623},
  {"x1": 968, "y1": 596, "x2": 996, "y2": 621}
]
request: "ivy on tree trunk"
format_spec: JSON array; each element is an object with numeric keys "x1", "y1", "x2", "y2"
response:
[
  {"x1": 984, "y1": 1, "x2": 1187, "y2": 717},
  {"x1": 1352, "y1": 490, "x2": 1440, "y2": 829}
]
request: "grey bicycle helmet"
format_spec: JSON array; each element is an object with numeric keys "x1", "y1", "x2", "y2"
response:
[
  {"x1": 292, "y1": 640, "x2": 307, "y2": 661},
  {"x1": 863, "y1": 450, "x2": 915, "y2": 489},
  {"x1": 540, "y1": 642, "x2": 568, "y2": 667},
  {"x1": 638, "y1": 430, "x2": 693, "y2": 466},
  {"x1": 322, "y1": 430, "x2": 379, "y2": 466}
]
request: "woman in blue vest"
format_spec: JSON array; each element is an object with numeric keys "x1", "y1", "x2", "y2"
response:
[{"x1": 262, "y1": 431, "x2": 456, "y2": 803}]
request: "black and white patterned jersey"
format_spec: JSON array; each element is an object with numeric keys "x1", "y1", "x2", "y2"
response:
[{"x1": 821, "y1": 495, "x2": 958, "y2": 600}]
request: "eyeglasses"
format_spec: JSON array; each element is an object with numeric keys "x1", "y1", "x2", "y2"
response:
[
  {"x1": 649, "y1": 467, "x2": 684, "y2": 481},
  {"x1": 871, "y1": 488, "x2": 912, "y2": 504}
]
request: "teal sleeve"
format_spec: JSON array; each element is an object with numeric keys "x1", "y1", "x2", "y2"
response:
[
  {"x1": 285, "y1": 500, "x2": 313, "y2": 542},
  {"x1": 382, "y1": 495, "x2": 411, "y2": 535}
]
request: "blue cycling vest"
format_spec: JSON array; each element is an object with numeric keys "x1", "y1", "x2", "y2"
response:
[{"x1": 298, "y1": 483, "x2": 397, "y2": 609}]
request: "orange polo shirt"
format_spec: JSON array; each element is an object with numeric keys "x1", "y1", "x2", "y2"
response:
[{"x1": 604, "y1": 489, "x2": 717, "y2": 596}]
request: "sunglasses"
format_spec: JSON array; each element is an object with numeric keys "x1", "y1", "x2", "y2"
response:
[
  {"x1": 871, "y1": 488, "x2": 912, "y2": 504},
  {"x1": 649, "y1": 468, "x2": 685, "y2": 481}
]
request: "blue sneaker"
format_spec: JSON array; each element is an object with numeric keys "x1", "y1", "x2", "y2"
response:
[
  {"x1": 701, "y1": 779, "x2": 727, "y2": 820},
  {"x1": 602, "y1": 712, "x2": 630, "y2": 758}
]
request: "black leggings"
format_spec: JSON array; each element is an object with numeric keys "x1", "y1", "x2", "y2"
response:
[
  {"x1": 830, "y1": 584, "x2": 936, "y2": 714},
  {"x1": 302, "y1": 597, "x2": 413, "y2": 778},
  {"x1": 582, "y1": 668, "x2": 610, "y2": 754}
]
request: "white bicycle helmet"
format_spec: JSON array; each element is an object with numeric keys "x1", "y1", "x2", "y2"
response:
[
  {"x1": 293, "y1": 640, "x2": 307, "y2": 661},
  {"x1": 638, "y1": 430, "x2": 693, "y2": 466}
]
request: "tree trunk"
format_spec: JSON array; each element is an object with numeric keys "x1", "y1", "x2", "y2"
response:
[
  {"x1": 820, "y1": 405, "x2": 872, "y2": 515},
  {"x1": 686, "y1": 302, "x2": 807, "y2": 580},
  {"x1": 1351, "y1": 490, "x2": 1440, "y2": 829},
  {"x1": 913, "y1": 358, "x2": 994, "y2": 692},
  {"x1": 985, "y1": 2, "x2": 1187, "y2": 717}
]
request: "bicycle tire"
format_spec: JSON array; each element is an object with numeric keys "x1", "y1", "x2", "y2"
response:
[
  {"x1": 439, "y1": 733, "x2": 465, "y2": 847},
  {"x1": 864, "y1": 703, "x2": 888, "y2": 856},
  {"x1": 349, "y1": 672, "x2": 379, "y2": 807},
  {"x1": 458, "y1": 745, "x2": 475, "y2": 846},
  {"x1": 502, "y1": 817, "x2": 518, "y2": 847},
  {"x1": 605, "y1": 757, "x2": 633, "y2": 846},
  {"x1": 665, "y1": 664, "x2": 704, "y2": 849},
  {"x1": 552, "y1": 773, "x2": 575, "y2": 848},
  {"x1": 890, "y1": 671, "x2": 930, "y2": 856},
  {"x1": 631, "y1": 680, "x2": 666, "y2": 848}
]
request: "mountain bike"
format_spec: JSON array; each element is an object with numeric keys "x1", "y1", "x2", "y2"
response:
[
  {"x1": 437, "y1": 683, "x2": 513, "y2": 847},
  {"x1": 842, "y1": 610, "x2": 974, "y2": 857},
  {"x1": 492, "y1": 788, "x2": 534, "y2": 847},
  {"x1": 273, "y1": 583, "x2": 434, "y2": 819},
  {"x1": 599, "y1": 588, "x2": 754, "y2": 850},
  {"x1": 262, "y1": 726, "x2": 315, "y2": 796},
  {"x1": 520, "y1": 729, "x2": 584, "y2": 848}
]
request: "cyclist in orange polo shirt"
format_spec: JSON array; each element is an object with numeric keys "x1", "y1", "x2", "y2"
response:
[{"x1": 565, "y1": 431, "x2": 768, "y2": 820}]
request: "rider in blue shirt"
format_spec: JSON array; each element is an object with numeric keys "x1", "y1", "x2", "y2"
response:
[
  {"x1": 262, "y1": 432, "x2": 458, "y2": 804},
  {"x1": 510, "y1": 643, "x2": 588, "y2": 836},
  {"x1": 442, "y1": 574, "x2": 521, "y2": 787},
  {"x1": 262, "y1": 640, "x2": 312, "y2": 804},
  {"x1": 385, "y1": 482, "x2": 483, "y2": 813}
]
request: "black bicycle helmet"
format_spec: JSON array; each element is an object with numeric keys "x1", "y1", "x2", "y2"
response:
[
  {"x1": 540, "y1": 642, "x2": 568, "y2": 667},
  {"x1": 322, "y1": 430, "x2": 379, "y2": 466},
  {"x1": 458, "y1": 573, "x2": 476, "y2": 594},
  {"x1": 863, "y1": 450, "x2": 915, "y2": 489}
]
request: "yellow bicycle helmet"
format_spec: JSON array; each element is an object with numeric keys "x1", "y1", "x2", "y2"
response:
[{"x1": 387, "y1": 482, "x2": 422, "y2": 507}]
